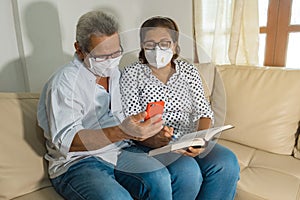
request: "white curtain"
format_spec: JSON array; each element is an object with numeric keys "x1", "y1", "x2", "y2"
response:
[{"x1": 193, "y1": 0, "x2": 259, "y2": 65}]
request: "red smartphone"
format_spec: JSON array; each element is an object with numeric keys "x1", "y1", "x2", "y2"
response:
[{"x1": 144, "y1": 101, "x2": 165, "y2": 120}]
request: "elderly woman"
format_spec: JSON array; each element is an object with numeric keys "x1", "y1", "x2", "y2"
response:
[{"x1": 120, "y1": 16, "x2": 240, "y2": 200}]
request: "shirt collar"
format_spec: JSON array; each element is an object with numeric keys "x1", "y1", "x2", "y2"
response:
[
  {"x1": 72, "y1": 53, "x2": 97, "y2": 82},
  {"x1": 142, "y1": 60, "x2": 181, "y2": 84}
]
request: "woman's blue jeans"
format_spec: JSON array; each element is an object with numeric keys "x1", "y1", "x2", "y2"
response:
[{"x1": 51, "y1": 143, "x2": 239, "y2": 200}]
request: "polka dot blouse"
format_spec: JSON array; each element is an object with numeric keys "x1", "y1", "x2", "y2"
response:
[{"x1": 120, "y1": 59, "x2": 214, "y2": 138}]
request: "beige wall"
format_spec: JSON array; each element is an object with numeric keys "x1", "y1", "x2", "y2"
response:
[
  {"x1": 0, "y1": 1, "x2": 27, "y2": 92},
  {"x1": 0, "y1": 0, "x2": 193, "y2": 92}
]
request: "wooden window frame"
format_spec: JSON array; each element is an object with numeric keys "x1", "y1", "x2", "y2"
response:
[{"x1": 260, "y1": 0, "x2": 300, "y2": 67}]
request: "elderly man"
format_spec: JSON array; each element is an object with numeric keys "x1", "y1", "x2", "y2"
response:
[{"x1": 37, "y1": 10, "x2": 163, "y2": 199}]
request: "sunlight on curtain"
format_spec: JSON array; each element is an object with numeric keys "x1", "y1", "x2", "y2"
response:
[{"x1": 193, "y1": 0, "x2": 259, "y2": 65}]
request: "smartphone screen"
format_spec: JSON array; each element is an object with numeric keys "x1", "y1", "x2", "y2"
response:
[{"x1": 144, "y1": 101, "x2": 165, "y2": 120}]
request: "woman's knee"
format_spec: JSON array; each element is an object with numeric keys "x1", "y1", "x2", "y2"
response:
[
  {"x1": 216, "y1": 145, "x2": 240, "y2": 178},
  {"x1": 168, "y1": 155, "x2": 203, "y2": 184},
  {"x1": 142, "y1": 167, "x2": 172, "y2": 189},
  {"x1": 135, "y1": 167, "x2": 173, "y2": 199},
  {"x1": 167, "y1": 156, "x2": 203, "y2": 199},
  {"x1": 197, "y1": 144, "x2": 240, "y2": 180}
]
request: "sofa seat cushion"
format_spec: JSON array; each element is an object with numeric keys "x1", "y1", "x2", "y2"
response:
[
  {"x1": 0, "y1": 93, "x2": 55, "y2": 199},
  {"x1": 213, "y1": 65, "x2": 300, "y2": 155},
  {"x1": 12, "y1": 187, "x2": 63, "y2": 200},
  {"x1": 219, "y1": 139, "x2": 300, "y2": 200}
]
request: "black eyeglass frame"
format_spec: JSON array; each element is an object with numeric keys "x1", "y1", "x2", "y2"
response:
[
  {"x1": 143, "y1": 41, "x2": 172, "y2": 50},
  {"x1": 88, "y1": 46, "x2": 123, "y2": 62}
]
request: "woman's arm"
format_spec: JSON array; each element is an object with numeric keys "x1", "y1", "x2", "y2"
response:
[{"x1": 198, "y1": 117, "x2": 212, "y2": 130}]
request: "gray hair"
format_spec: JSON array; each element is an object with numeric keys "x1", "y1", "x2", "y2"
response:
[{"x1": 76, "y1": 10, "x2": 119, "y2": 52}]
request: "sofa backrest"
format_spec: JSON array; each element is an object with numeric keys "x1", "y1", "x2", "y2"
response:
[
  {"x1": 0, "y1": 93, "x2": 51, "y2": 199},
  {"x1": 212, "y1": 65, "x2": 300, "y2": 155}
]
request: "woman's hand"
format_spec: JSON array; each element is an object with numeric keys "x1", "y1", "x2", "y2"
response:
[
  {"x1": 137, "y1": 126, "x2": 174, "y2": 148},
  {"x1": 176, "y1": 146, "x2": 205, "y2": 157},
  {"x1": 174, "y1": 117, "x2": 211, "y2": 157}
]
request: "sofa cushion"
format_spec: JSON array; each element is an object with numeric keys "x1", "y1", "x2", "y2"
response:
[
  {"x1": 219, "y1": 139, "x2": 300, "y2": 200},
  {"x1": 0, "y1": 93, "x2": 52, "y2": 199},
  {"x1": 12, "y1": 187, "x2": 63, "y2": 200},
  {"x1": 213, "y1": 65, "x2": 300, "y2": 155},
  {"x1": 194, "y1": 62, "x2": 216, "y2": 98}
]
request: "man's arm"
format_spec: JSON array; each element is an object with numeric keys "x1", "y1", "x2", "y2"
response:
[
  {"x1": 70, "y1": 126, "x2": 132, "y2": 151},
  {"x1": 70, "y1": 112, "x2": 164, "y2": 152}
]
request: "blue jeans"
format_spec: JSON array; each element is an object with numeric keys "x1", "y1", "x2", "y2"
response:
[
  {"x1": 51, "y1": 152, "x2": 201, "y2": 200},
  {"x1": 51, "y1": 143, "x2": 239, "y2": 200},
  {"x1": 115, "y1": 145, "x2": 202, "y2": 200},
  {"x1": 194, "y1": 143, "x2": 240, "y2": 200},
  {"x1": 117, "y1": 142, "x2": 239, "y2": 200},
  {"x1": 51, "y1": 157, "x2": 133, "y2": 200}
]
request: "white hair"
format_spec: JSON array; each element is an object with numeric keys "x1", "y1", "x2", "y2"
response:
[{"x1": 76, "y1": 10, "x2": 119, "y2": 52}]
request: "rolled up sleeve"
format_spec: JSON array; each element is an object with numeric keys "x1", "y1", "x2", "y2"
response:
[{"x1": 46, "y1": 83, "x2": 85, "y2": 157}]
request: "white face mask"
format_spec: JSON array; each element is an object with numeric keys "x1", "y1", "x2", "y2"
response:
[
  {"x1": 145, "y1": 47, "x2": 173, "y2": 69},
  {"x1": 88, "y1": 56, "x2": 121, "y2": 77}
]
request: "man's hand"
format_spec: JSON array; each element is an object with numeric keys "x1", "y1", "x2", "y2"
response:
[
  {"x1": 119, "y1": 112, "x2": 163, "y2": 140},
  {"x1": 137, "y1": 126, "x2": 174, "y2": 148}
]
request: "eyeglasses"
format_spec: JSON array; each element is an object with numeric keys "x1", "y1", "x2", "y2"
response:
[
  {"x1": 88, "y1": 46, "x2": 123, "y2": 62},
  {"x1": 143, "y1": 41, "x2": 172, "y2": 50}
]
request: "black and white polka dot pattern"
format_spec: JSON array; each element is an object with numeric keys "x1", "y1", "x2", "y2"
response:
[{"x1": 120, "y1": 60, "x2": 214, "y2": 138}]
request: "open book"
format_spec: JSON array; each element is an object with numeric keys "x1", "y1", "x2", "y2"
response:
[{"x1": 148, "y1": 125, "x2": 234, "y2": 156}]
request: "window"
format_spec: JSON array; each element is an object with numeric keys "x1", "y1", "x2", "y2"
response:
[{"x1": 259, "y1": 0, "x2": 300, "y2": 68}]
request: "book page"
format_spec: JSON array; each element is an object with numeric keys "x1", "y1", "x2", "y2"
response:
[
  {"x1": 171, "y1": 138, "x2": 205, "y2": 150},
  {"x1": 203, "y1": 125, "x2": 233, "y2": 141},
  {"x1": 148, "y1": 124, "x2": 234, "y2": 156},
  {"x1": 176, "y1": 125, "x2": 233, "y2": 143}
]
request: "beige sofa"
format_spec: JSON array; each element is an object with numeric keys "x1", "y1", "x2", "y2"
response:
[
  {"x1": 207, "y1": 65, "x2": 300, "y2": 200},
  {"x1": 0, "y1": 93, "x2": 63, "y2": 200},
  {"x1": 0, "y1": 65, "x2": 300, "y2": 199}
]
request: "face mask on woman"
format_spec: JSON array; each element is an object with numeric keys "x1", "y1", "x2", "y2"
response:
[
  {"x1": 145, "y1": 47, "x2": 173, "y2": 69},
  {"x1": 88, "y1": 56, "x2": 121, "y2": 77}
]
